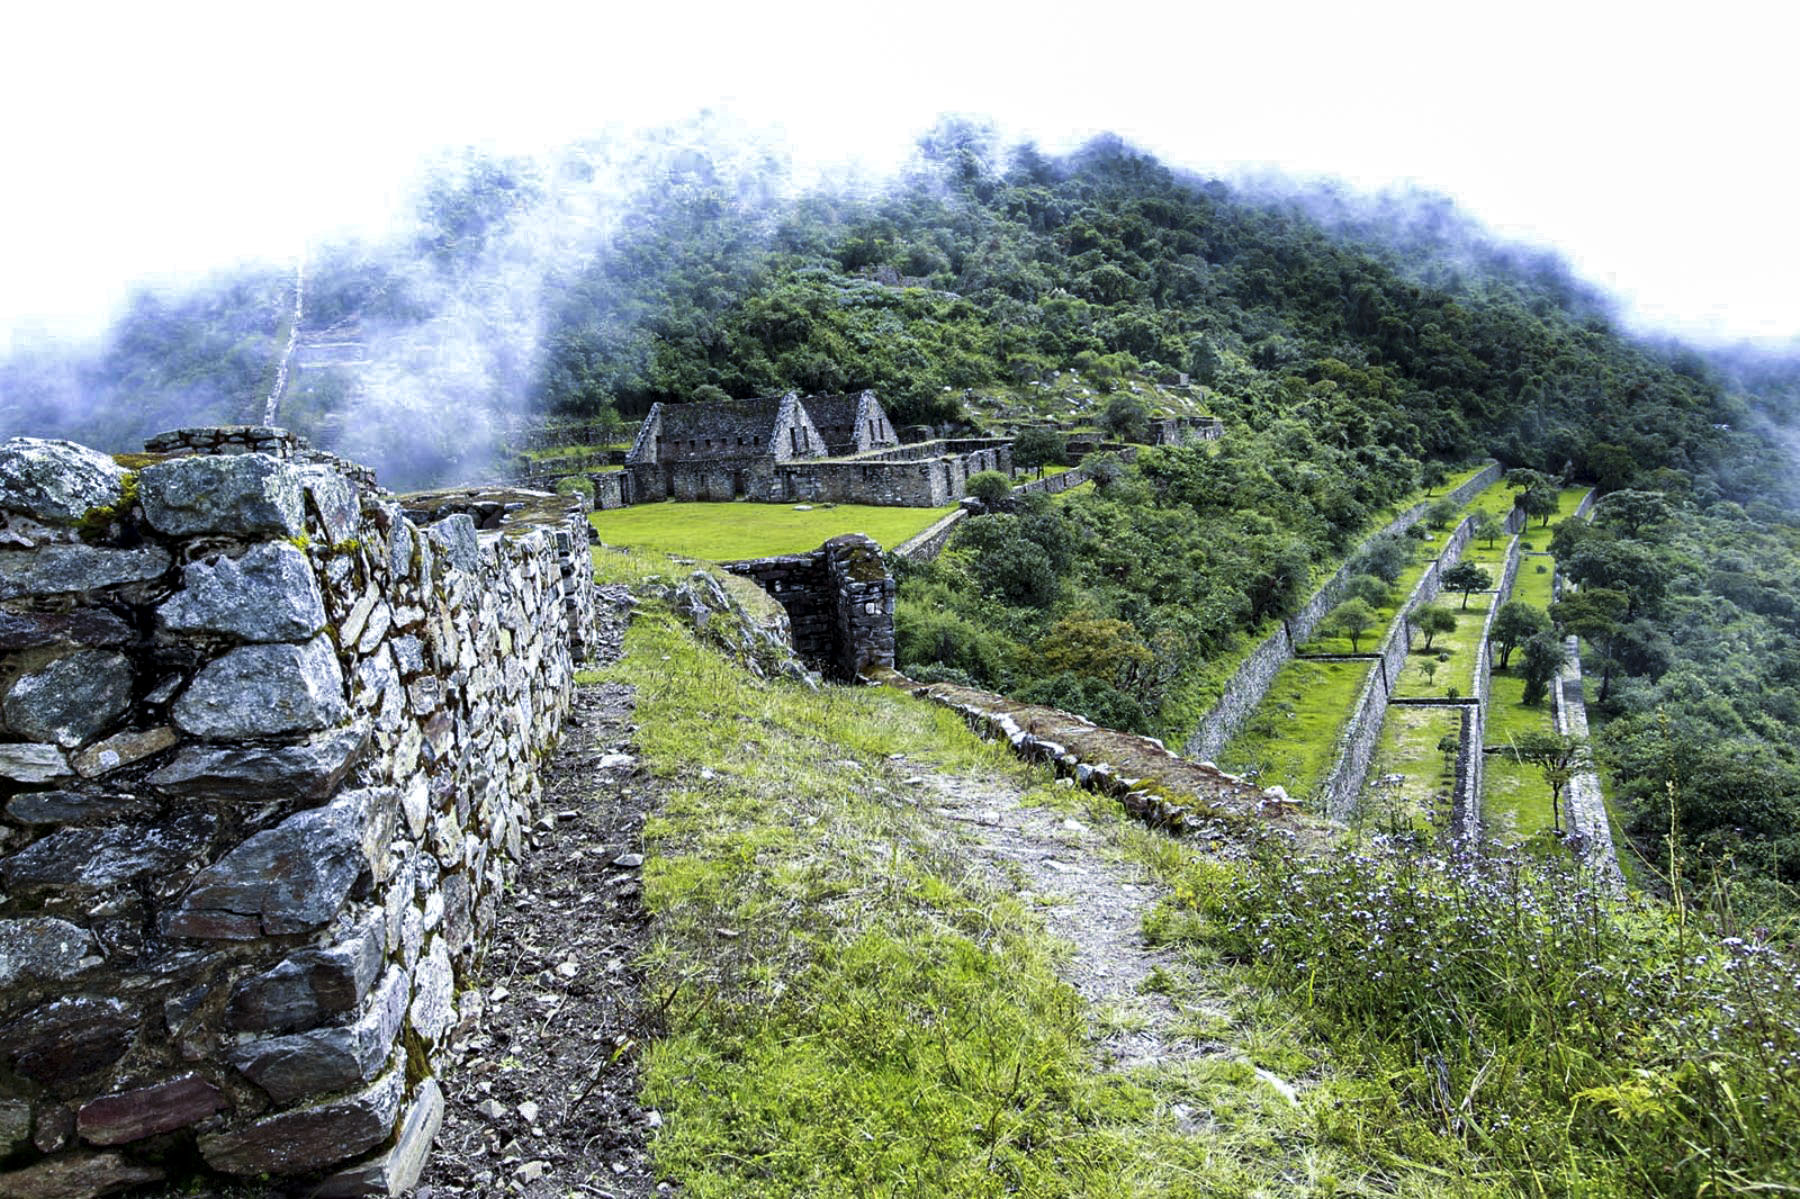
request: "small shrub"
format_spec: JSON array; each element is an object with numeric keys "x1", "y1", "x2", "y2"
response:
[{"x1": 965, "y1": 470, "x2": 1011, "y2": 505}]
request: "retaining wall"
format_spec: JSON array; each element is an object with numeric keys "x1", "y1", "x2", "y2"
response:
[
  {"x1": 0, "y1": 432, "x2": 595, "y2": 1194},
  {"x1": 1186, "y1": 461, "x2": 1502, "y2": 762},
  {"x1": 1316, "y1": 513, "x2": 1478, "y2": 821}
]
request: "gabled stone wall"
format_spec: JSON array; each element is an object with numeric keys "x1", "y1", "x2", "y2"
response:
[{"x1": 0, "y1": 432, "x2": 594, "y2": 1194}]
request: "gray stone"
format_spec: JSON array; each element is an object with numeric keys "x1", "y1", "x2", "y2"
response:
[
  {"x1": 0, "y1": 744, "x2": 73, "y2": 784},
  {"x1": 138, "y1": 453, "x2": 305, "y2": 538},
  {"x1": 76, "y1": 1072, "x2": 225, "y2": 1145},
  {"x1": 159, "y1": 542, "x2": 326, "y2": 642},
  {"x1": 0, "y1": 608, "x2": 133, "y2": 653},
  {"x1": 69, "y1": 726, "x2": 179, "y2": 778},
  {"x1": 386, "y1": 518, "x2": 415, "y2": 583},
  {"x1": 166, "y1": 788, "x2": 369, "y2": 938},
  {"x1": 408, "y1": 937, "x2": 454, "y2": 1044},
  {"x1": 230, "y1": 968, "x2": 407, "y2": 1103},
  {"x1": 0, "y1": 997, "x2": 136, "y2": 1092},
  {"x1": 5, "y1": 790, "x2": 155, "y2": 825},
  {"x1": 1, "y1": 813, "x2": 215, "y2": 891},
  {"x1": 0, "y1": 1152, "x2": 163, "y2": 1199},
  {"x1": 389, "y1": 635, "x2": 424, "y2": 677},
  {"x1": 3, "y1": 651, "x2": 132, "y2": 747},
  {"x1": 427, "y1": 514, "x2": 481, "y2": 575},
  {"x1": 299, "y1": 465, "x2": 361, "y2": 545},
  {"x1": 0, "y1": 544, "x2": 171, "y2": 599},
  {"x1": 197, "y1": 1063, "x2": 403, "y2": 1176},
  {"x1": 226, "y1": 912, "x2": 386, "y2": 1032},
  {"x1": 0, "y1": 917, "x2": 95, "y2": 988},
  {"x1": 147, "y1": 722, "x2": 368, "y2": 800},
  {"x1": 0, "y1": 438, "x2": 128, "y2": 525},
  {"x1": 172, "y1": 635, "x2": 348, "y2": 739},
  {"x1": 0, "y1": 1099, "x2": 29, "y2": 1155},
  {"x1": 311, "y1": 1077, "x2": 442, "y2": 1197}
]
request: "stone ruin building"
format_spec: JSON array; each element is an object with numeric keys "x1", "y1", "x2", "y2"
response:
[{"x1": 615, "y1": 390, "x2": 1010, "y2": 508}]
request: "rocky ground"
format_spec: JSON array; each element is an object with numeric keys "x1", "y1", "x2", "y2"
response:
[{"x1": 419, "y1": 596, "x2": 665, "y2": 1199}]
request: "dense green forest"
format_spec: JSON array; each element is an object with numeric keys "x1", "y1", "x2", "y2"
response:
[{"x1": 5, "y1": 121, "x2": 1800, "y2": 920}]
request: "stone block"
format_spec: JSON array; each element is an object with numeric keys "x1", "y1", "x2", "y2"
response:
[
  {"x1": 1, "y1": 813, "x2": 214, "y2": 891},
  {"x1": 0, "y1": 917, "x2": 96, "y2": 988},
  {"x1": 226, "y1": 911, "x2": 386, "y2": 1032},
  {"x1": 229, "y1": 967, "x2": 407, "y2": 1103},
  {"x1": 0, "y1": 544, "x2": 171, "y2": 600},
  {"x1": 3, "y1": 651, "x2": 133, "y2": 748},
  {"x1": 69, "y1": 726, "x2": 179, "y2": 778},
  {"x1": 310, "y1": 1077, "x2": 442, "y2": 1197},
  {"x1": 138, "y1": 453, "x2": 305, "y2": 538},
  {"x1": 426, "y1": 514, "x2": 480, "y2": 575},
  {"x1": 158, "y1": 541, "x2": 327, "y2": 642},
  {"x1": 3, "y1": 791, "x2": 153, "y2": 825},
  {"x1": 0, "y1": 997, "x2": 136, "y2": 1093},
  {"x1": 0, "y1": 438, "x2": 129, "y2": 525},
  {"x1": 408, "y1": 937, "x2": 454, "y2": 1045},
  {"x1": 0, "y1": 744, "x2": 73, "y2": 784},
  {"x1": 299, "y1": 465, "x2": 361, "y2": 545},
  {"x1": 172, "y1": 635, "x2": 348, "y2": 740},
  {"x1": 75, "y1": 1072, "x2": 225, "y2": 1145},
  {"x1": 0, "y1": 1152, "x2": 163, "y2": 1199},
  {"x1": 0, "y1": 608, "x2": 133, "y2": 653},
  {"x1": 198, "y1": 1062, "x2": 403, "y2": 1176},
  {"x1": 165, "y1": 788, "x2": 369, "y2": 938},
  {"x1": 147, "y1": 722, "x2": 367, "y2": 800}
]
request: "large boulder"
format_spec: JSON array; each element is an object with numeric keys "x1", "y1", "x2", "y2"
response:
[
  {"x1": 138, "y1": 453, "x2": 305, "y2": 539},
  {"x1": 0, "y1": 438, "x2": 128, "y2": 525},
  {"x1": 2, "y1": 650, "x2": 133, "y2": 747},
  {"x1": 172, "y1": 636, "x2": 348, "y2": 740},
  {"x1": 159, "y1": 541, "x2": 327, "y2": 642}
]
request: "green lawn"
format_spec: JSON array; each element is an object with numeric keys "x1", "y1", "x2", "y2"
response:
[
  {"x1": 1394, "y1": 592, "x2": 1492, "y2": 699},
  {"x1": 1511, "y1": 555, "x2": 1556, "y2": 609},
  {"x1": 1359, "y1": 705, "x2": 1463, "y2": 835},
  {"x1": 1481, "y1": 667, "x2": 1560, "y2": 843},
  {"x1": 1218, "y1": 658, "x2": 1375, "y2": 802},
  {"x1": 591, "y1": 500, "x2": 957, "y2": 560}
]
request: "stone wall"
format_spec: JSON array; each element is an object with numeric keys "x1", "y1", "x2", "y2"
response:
[
  {"x1": 723, "y1": 535, "x2": 894, "y2": 681},
  {"x1": 590, "y1": 471, "x2": 631, "y2": 510},
  {"x1": 891, "y1": 509, "x2": 969, "y2": 563},
  {"x1": 0, "y1": 433, "x2": 595, "y2": 1194},
  {"x1": 1185, "y1": 462, "x2": 1502, "y2": 762},
  {"x1": 773, "y1": 442, "x2": 1013, "y2": 508},
  {"x1": 1314, "y1": 512, "x2": 1478, "y2": 821}
]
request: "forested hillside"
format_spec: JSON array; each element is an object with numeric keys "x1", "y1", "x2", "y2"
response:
[{"x1": 5, "y1": 121, "x2": 1800, "y2": 919}]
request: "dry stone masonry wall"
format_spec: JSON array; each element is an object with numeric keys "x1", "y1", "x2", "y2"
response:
[
  {"x1": 723, "y1": 535, "x2": 895, "y2": 681},
  {"x1": 0, "y1": 431, "x2": 595, "y2": 1195}
]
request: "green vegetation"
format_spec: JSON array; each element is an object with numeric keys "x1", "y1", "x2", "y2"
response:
[
  {"x1": 1217, "y1": 658, "x2": 1373, "y2": 799},
  {"x1": 591, "y1": 500, "x2": 956, "y2": 559},
  {"x1": 1155, "y1": 838, "x2": 1800, "y2": 1196},
  {"x1": 598, "y1": 579, "x2": 1470, "y2": 1195},
  {"x1": 1357, "y1": 706, "x2": 1463, "y2": 836},
  {"x1": 1395, "y1": 592, "x2": 1491, "y2": 699}
]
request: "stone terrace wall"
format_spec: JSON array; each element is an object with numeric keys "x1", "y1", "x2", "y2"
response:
[
  {"x1": 1185, "y1": 462, "x2": 1502, "y2": 762},
  {"x1": 0, "y1": 434, "x2": 594, "y2": 1195},
  {"x1": 1315, "y1": 513, "x2": 1477, "y2": 821},
  {"x1": 724, "y1": 535, "x2": 894, "y2": 680}
]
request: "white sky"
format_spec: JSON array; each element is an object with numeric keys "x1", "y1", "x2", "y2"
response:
[{"x1": 4, "y1": 0, "x2": 1797, "y2": 350}]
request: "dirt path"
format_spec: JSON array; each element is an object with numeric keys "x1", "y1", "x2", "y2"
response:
[
  {"x1": 901, "y1": 759, "x2": 1219, "y2": 1070},
  {"x1": 421, "y1": 591, "x2": 663, "y2": 1199}
]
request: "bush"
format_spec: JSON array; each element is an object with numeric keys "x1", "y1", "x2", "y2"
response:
[
  {"x1": 1179, "y1": 837, "x2": 1800, "y2": 1194},
  {"x1": 966, "y1": 470, "x2": 1012, "y2": 505}
]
